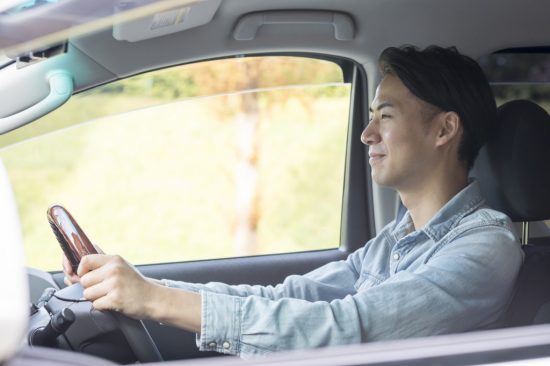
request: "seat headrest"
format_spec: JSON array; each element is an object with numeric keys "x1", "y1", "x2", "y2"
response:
[{"x1": 471, "y1": 100, "x2": 550, "y2": 222}]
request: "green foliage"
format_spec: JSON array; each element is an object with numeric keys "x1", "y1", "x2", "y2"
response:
[
  {"x1": 81, "y1": 56, "x2": 344, "y2": 101},
  {"x1": 90, "y1": 70, "x2": 198, "y2": 99}
]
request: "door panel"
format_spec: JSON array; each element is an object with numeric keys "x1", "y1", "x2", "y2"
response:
[{"x1": 50, "y1": 249, "x2": 349, "y2": 360}]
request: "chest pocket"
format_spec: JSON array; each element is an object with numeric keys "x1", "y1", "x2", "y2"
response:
[{"x1": 355, "y1": 272, "x2": 384, "y2": 291}]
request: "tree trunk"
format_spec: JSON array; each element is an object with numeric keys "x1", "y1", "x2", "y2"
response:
[{"x1": 233, "y1": 64, "x2": 260, "y2": 256}]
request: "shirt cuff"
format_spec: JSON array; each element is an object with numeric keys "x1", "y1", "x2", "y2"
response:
[
  {"x1": 196, "y1": 290, "x2": 243, "y2": 356},
  {"x1": 160, "y1": 279, "x2": 202, "y2": 293}
]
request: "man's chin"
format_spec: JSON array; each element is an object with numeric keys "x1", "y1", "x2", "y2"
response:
[
  {"x1": 371, "y1": 173, "x2": 386, "y2": 186},
  {"x1": 371, "y1": 172, "x2": 394, "y2": 188}
]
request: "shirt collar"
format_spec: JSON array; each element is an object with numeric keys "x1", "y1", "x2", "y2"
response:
[{"x1": 392, "y1": 179, "x2": 485, "y2": 242}]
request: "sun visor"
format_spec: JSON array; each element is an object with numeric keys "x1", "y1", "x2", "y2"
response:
[
  {"x1": 113, "y1": 0, "x2": 221, "y2": 42},
  {"x1": 0, "y1": 159, "x2": 28, "y2": 362}
]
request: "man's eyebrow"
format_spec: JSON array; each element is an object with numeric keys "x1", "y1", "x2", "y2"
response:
[{"x1": 369, "y1": 102, "x2": 394, "y2": 113}]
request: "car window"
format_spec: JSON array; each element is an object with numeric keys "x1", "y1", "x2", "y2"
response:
[
  {"x1": 0, "y1": 56, "x2": 351, "y2": 270},
  {"x1": 479, "y1": 49, "x2": 550, "y2": 230},
  {"x1": 479, "y1": 50, "x2": 550, "y2": 109}
]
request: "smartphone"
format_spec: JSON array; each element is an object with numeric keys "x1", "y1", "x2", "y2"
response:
[{"x1": 47, "y1": 205, "x2": 98, "y2": 273}]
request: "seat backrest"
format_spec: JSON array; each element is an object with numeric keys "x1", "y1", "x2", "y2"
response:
[
  {"x1": 504, "y1": 245, "x2": 550, "y2": 326},
  {"x1": 471, "y1": 99, "x2": 550, "y2": 327},
  {"x1": 0, "y1": 159, "x2": 28, "y2": 362}
]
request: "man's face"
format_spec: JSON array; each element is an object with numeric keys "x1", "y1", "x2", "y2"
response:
[{"x1": 361, "y1": 74, "x2": 441, "y2": 190}]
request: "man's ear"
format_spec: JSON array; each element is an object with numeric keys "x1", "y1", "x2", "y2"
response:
[{"x1": 435, "y1": 111, "x2": 461, "y2": 147}]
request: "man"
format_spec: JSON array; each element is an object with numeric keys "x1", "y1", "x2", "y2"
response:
[{"x1": 64, "y1": 45, "x2": 523, "y2": 358}]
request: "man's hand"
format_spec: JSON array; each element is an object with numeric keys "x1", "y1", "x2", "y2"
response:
[
  {"x1": 63, "y1": 252, "x2": 201, "y2": 332},
  {"x1": 77, "y1": 254, "x2": 159, "y2": 320},
  {"x1": 62, "y1": 244, "x2": 105, "y2": 286}
]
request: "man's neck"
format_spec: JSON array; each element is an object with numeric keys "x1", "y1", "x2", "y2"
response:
[{"x1": 399, "y1": 171, "x2": 469, "y2": 231}]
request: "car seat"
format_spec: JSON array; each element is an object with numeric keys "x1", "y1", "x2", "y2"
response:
[
  {"x1": 0, "y1": 159, "x2": 28, "y2": 363},
  {"x1": 471, "y1": 99, "x2": 550, "y2": 327},
  {"x1": 0, "y1": 160, "x2": 115, "y2": 366}
]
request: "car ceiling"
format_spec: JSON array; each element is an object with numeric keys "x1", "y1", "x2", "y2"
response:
[
  {"x1": 72, "y1": 0, "x2": 550, "y2": 78},
  {"x1": 1, "y1": 0, "x2": 550, "y2": 121}
]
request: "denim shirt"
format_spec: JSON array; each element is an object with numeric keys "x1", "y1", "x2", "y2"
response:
[{"x1": 163, "y1": 181, "x2": 523, "y2": 358}]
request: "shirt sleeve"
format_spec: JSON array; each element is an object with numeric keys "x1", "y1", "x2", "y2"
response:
[
  {"x1": 162, "y1": 242, "x2": 370, "y2": 302},
  {"x1": 196, "y1": 226, "x2": 523, "y2": 358}
]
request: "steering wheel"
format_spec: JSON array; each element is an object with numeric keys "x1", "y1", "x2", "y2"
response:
[{"x1": 31, "y1": 283, "x2": 163, "y2": 363}]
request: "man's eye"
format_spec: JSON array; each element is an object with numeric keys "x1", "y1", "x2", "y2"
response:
[{"x1": 381, "y1": 114, "x2": 391, "y2": 119}]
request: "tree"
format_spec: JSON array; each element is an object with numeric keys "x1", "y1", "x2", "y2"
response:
[{"x1": 177, "y1": 56, "x2": 345, "y2": 255}]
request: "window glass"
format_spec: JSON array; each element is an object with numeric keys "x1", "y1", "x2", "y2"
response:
[
  {"x1": 478, "y1": 51, "x2": 550, "y2": 108},
  {"x1": 479, "y1": 50, "x2": 550, "y2": 230},
  {"x1": 0, "y1": 56, "x2": 351, "y2": 270}
]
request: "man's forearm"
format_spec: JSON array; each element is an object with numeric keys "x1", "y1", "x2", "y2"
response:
[{"x1": 145, "y1": 283, "x2": 202, "y2": 333}]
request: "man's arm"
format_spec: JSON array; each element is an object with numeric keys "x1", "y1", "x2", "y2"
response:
[
  {"x1": 77, "y1": 226, "x2": 522, "y2": 358},
  {"x1": 158, "y1": 244, "x2": 368, "y2": 302},
  {"x1": 74, "y1": 238, "x2": 370, "y2": 331},
  {"x1": 193, "y1": 227, "x2": 522, "y2": 357},
  {"x1": 75, "y1": 241, "x2": 370, "y2": 333},
  {"x1": 77, "y1": 254, "x2": 202, "y2": 333}
]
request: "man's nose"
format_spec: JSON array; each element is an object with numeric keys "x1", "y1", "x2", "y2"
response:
[{"x1": 361, "y1": 119, "x2": 378, "y2": 145}]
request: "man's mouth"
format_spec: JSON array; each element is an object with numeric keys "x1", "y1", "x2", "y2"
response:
[{"x1": 368, "y1": 153, "x2": 385, "y2": 164}]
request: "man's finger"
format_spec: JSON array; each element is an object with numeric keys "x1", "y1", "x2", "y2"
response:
[
  {"x1": 77, "y1": 254, "x2": 113, "y2": 277},
  {"x1": 79, "y1": 263, "x2": 109, "y2": 289},
  {"x1": 62, "y1": 255, "x2": 74, "y2": 275},
  {"x1": 92, "y1": 295, "x2": 118, "y2": 312},
  {"x1": 64, "y1": 273, "x2": 80, "y2": 286},
  {"x1": 82, "y1": 278, "x2": 112, "y2": 302}
]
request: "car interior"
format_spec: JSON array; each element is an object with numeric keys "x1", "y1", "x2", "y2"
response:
[{"x1": 2, "y1": 0, "x2": 550, "y2": 365}]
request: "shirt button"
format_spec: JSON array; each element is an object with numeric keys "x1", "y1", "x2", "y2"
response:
[
  {"x1": 393, "y1": 252, "x2": 400, "y2": 261},
  {"x1": 223, "y1": 341, "x2": 230, "y2": 349},
  {"x1": 208, "y1": 342, "x2": 217, "y2": 348}
]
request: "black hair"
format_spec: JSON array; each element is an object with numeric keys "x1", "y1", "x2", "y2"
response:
[{"x1": 378, "y1": 45, "x2": 497, "y2": 170}]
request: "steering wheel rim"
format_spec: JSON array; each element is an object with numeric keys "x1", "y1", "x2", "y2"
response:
[{"x1": 112, "y1": 311, "x2": 163, "y2": 363}]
